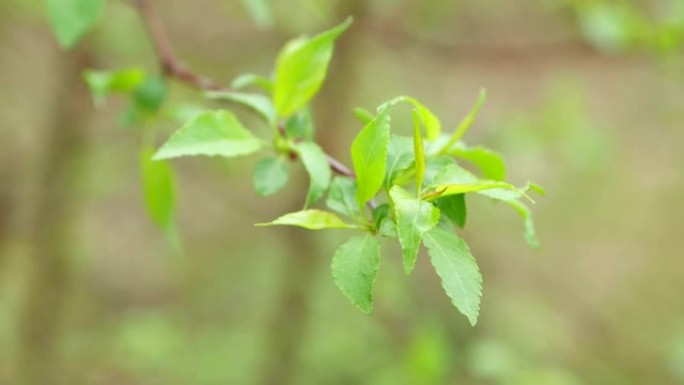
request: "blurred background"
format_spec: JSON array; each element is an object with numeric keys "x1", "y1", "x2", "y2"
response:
[{"x1": 1, "y1": 0, "x2": 684, "y2": 384}]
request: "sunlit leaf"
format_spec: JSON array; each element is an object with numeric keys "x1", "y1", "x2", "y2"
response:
[
  {"x1": 353, "y1": 107, "x2": 374, "y2": 125},
  {"x1": 352, "y1": 107, "x2": 391, "y2": 206},
  {"x1": 449, "y1": 143, "x2": 507, "y2": 181},
  {"x1": 331, "y1": 235, "x2": 380, "y2": 314},
  {"x1": 273, "y1": 17, "x2": 353, "y2": 117},
  {"x1": 257, "y1": 209, "x2": 360, "y2": 230},
  {"x1": 153, "y1": 110, "x2": 262, "y2": 160}
]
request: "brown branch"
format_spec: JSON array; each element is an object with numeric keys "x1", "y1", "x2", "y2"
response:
[
  {"x1": 134, "y1": 0, "x2": 223, "y2": 91},
  {"x1": 132, "y1": 0, "x2": 358, "y2": 181}
]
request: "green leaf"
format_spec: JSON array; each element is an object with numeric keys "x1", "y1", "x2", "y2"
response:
[
  {"x1": 413, "y1": 110, "x2": 426, "y2": 194},
  {"x1": 353, "y1": 107, "x2": 374, "y2": 125},
  {"x1": 45, "y1": 0, "x2": 104, "y2": 49},
  {"x1": 284, "y1": 107, "x2": 314, "y2": 140},
  {"x1": 252, "y1": 156, "x2": 289, "y2": 197},
  {"x1": 133, "y1": 75, "x2": 167, "y2": 112},
  {"x1": 378, "y1": 96, "x2": 441, "y2": 140},
  {"x1": 428, "y1": 165, "x2": 532, "y2": 202},
  {"x1": 331, "y1": 235, "x2": 381, "y2": 314},
  {"x1": 506, "y1": 200, "x2": 540, "y2": 249},
  {"x1": 240, "y1": 0, "x2": 273, "y2": 29},
  {"x1": 83, "y1": 68, "x2": 145, "y2": 106},
  {"x1": 404, "y1": 97, "x2": 441, "y2": 141},
  {"x1": 352, "y1": 107, "x2": 391, "y2": 206},
  {"x1": 426, "y1": 182, "x2": 530, "y2": 202},
  {"x1": 153, "y1": 110, "x2": 262, "y2": 160},
  {"x1": 205, "y1": 91, "x2": 276, "y2": 127},
  {"x1": 140, "y1": 148, "x2": 175, "y2": 232},
  {"x1": 423, "y1": 220, "x2": 482, "y2": 326},
  {"x1": 257, "y1": 209, "x2": 360, "y2": 230},
  {"x1": 294, "y1": 142, "x2": 332, "y2": 207},
  {"x1": 432, "y1": 164, "x2": 479, "y2": 186},
  {"x1": 435, "y1": 194, "x2": 467, "y2": 228},
  {"x1": 389, "y1": 186, "x2": 440, "y2": 275},
  {"x1": 231, "y1": 73, "x2": 274, "y2": 92},
  {"x1": 422, "y1": 156, "x2": 457, "y2": 187},
  {"x1": 385, "y1": 135, "x2": 414, "y2": 188},
  {"x1": 273, "y1": 17, "x2": 353, "y2": 117},
  {"x1": 438, "y1": 89, "x2": 487, "y2": 154},
  {"x1": 326, "y1": 177, "x2": 360, "y2": 219},
  {"x1": 449, "y1": 144, "x2": 507, "y2": 181}
]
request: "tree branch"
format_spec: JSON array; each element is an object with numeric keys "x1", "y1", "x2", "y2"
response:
[
  {"x1": 134, "y1": 0, "x2": 223, "y2": 91},
  {"x1": 133, "y1": 0, "x2": 357, "y2": 180}
]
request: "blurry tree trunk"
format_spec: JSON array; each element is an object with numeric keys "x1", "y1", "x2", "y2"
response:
[
  {"x1": 17, "y1": 48, "x2": 91, "y2": 385},
  {"x1": 259, "y1": 2, "x2": 366, "y2": 385}
]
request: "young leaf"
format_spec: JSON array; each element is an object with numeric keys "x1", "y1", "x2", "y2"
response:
[
  {"x1": 45, "y1": 0, "x2": 104, "y2": 49},
  {"x1": 331, "y1": 235, "x2": 381, "y2": 314},
  {"x1": 389, "y1": 186, "x2": 440, "y2": 275},
  {"x1": 257, "y1": 209, "x2": 360, "y2": 230},
  {"x1": 423, "y1": 220, "x2": 482, "y2": 326},
  {"x1": 432, "y1": 163, "x2": 479, "y2": 186},
  {"x1": 140, "y1": 148, "x2": 175, "y2": 232},
  {"x1": 253, "y1": 156, "x2": 289, "y2": 197},
  {"x1": 449, "y1": 143, "x2": 507, "y2": 181},
  {"x1": 326, "y1": 177, "x2": 360, "y2": 219},
  {"x1": 422, "y1": 156, "x2": 457, "y2": 187},
  {"x1": 385, "y1": 135, "x2": 414, "y2": 188},
  {"x1": 294, "y1": 142, "x2": 332, "y2": 207},
  {"x1": 84, "y1": 68, "x2": 145, "y2": 106},
  {"x1": 284, "y1": 107, "x2": 314, "y2": 140},
  {"x1": 352, "y1": 107, "x2": 391, "y2": 206},
  {"x1": 353, "y1": 108, "x2": 374, "y2": 125},
  {"x1": 425, "y1": 182, "x2": 531, "y2": 202},
  {"x1": 153, "y1": 110, "x2": 262, "y2": 160},
  {"x1": 439, "y1": 89, "x2": 487, "y2": 153},
  {"x1": 273, "y1": 17, "x2": 353, "y2": 118},
  {"x1": 133, "y1": 75, "x2": 167, "y2": 113},
  {"x1": 404, "y1": 97, "x2": 441, "y2": 140},
  {"x1": 231, "y1": 73, "x2": 274, "y2": 92},
  {"x1": 507, "y1": 200, "x2": 540, "y2": 248},
  {"x1": 435, "y1": 194, "x2": 467, "y2": 228},
  {"x1": 413, "y1": 110, "x2": 426, "y2": 194},
  {"x1": 205, "y1": 91, "x2": 277, "y2": 127}
]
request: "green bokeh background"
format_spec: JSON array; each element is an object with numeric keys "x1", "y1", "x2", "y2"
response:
[{"x1": 1, "y1": 0, "x2": 683, "y2": 384}]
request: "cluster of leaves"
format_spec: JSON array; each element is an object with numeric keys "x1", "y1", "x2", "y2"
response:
[{"x1": 46, "y1": 3, "x2": 542, "y2": 325}]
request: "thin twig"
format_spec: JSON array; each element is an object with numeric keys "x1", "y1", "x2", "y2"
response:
[
  {"x1": 132, "y1": 0, "x2": 357, "y2": 181},
  {"x1": 134, "y1": 0, "x2": 223, "y2": 91}
]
